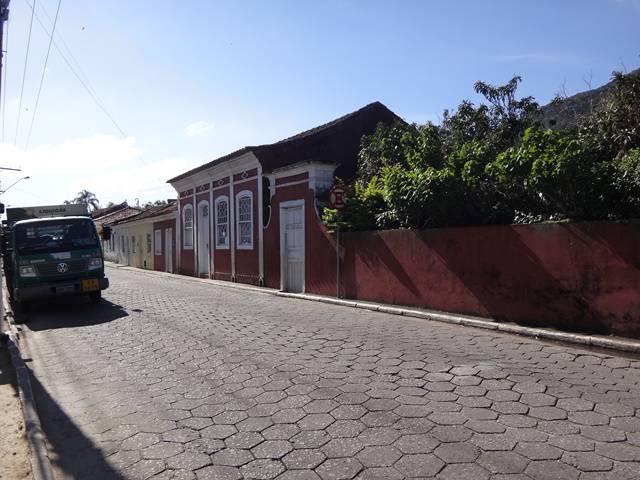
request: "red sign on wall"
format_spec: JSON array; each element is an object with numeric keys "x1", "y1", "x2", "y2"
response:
[{"x1": 329, "y1": 186, "x2": 347, "y2": 210}]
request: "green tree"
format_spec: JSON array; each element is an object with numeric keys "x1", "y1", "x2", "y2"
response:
[{"x1": 65, "y1": 190, "x2": 100, "y2": 211}]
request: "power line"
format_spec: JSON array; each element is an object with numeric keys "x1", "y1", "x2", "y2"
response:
[
  {"x1": 25, "y1": 0, "x2": 127, "y2": 139},
  {"x1": 1, "y1": 15, "x2": 8, "y2": 143},
  {"x1": 14, "y1": 0, "x2": 35, "y2": 145},
  {"x1": 24, "y1": 0, "x2": 61, "y2": 149},
  {"x1": 34, "y1": 0, "x2": 99, "y2": 103}
]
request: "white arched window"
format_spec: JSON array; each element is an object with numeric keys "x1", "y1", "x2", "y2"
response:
[
  {"x1": 236, "y1": 190, "x2": 253, "y2": 249},
  {"x1": 183, "y1": 204, "x2": 194, "y2": 249},
  {"x1": 215, "y1": 196, "x2": 229, "y2": 249}
]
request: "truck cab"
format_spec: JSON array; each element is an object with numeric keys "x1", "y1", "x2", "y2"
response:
[{"x1": 2, "y1": 204, "x2": 110, "y2": 310}]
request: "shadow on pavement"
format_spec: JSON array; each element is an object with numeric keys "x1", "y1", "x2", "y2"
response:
[
  {"x1": 29, "y1": 370, "x2": 125, "y2": 480},
  {"x1": 15, "y1": 298, "x2": 129, "y2": 331}
]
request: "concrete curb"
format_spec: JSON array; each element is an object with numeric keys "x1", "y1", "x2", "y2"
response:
[
  {"x1": 107, "y1": 262, "x2": 640, "y2": 355},
  {"x1": 2, "y1": 287, "x2": 55, "y2": 480}
]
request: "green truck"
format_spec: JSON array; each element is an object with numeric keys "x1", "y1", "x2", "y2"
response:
[{"x1": 1, "y1": 204, "x2": 111, "y2": 311}]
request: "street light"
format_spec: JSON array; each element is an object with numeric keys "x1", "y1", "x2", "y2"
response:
[{"x1": 0, "y1": 176, "x2": 30, "y2": 194}]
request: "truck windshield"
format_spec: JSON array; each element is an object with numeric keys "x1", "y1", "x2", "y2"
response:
[{"x1": 14, "y1": 220, "x2": 99, "y2": 254}]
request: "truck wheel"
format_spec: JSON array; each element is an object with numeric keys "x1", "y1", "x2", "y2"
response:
[
  {"x1": 89, "y1": 291, "x2": 102, "y2": 304},
  {"x1": 13, "y1": 300, "x2": 30, "y2": 322}
]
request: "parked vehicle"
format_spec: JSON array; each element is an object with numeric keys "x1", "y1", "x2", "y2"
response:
[{"x1": 1, "y1": 204, "x2": 111, "y2": 311}]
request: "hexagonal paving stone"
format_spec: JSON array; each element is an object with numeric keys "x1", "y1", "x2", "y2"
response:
[
  {"x1": 393, "y1": 434, "x2": 439, "y2": 454},
  {"x1": 436, "y1": 463, "x2": 490, "y2": 480},
  {"x1": 122, "y1": 432, "x2": 161, "y2": 451},
  {"x1": 211, "y1": 448, "x2": 254, "y2": 467},
  {"x1": 315, "y1": 457, "x2": 363, "y2": 480},
  {"x1": 166, "y1": 451, "x2": 211, "y2": 470},
  {"x1": 291, "y1": 430, "x2": 331, "y2": 449},
  {"x1": 283, "y1": 449, "x2": 326, "y2": 469},
  {"x1": 327, "y1": 420, "x2": 366, "y2": 438},
  {"x1": 548, "y1": 435, "x2": 594, "y2": 452},
  {"x1": 195, "y1": 465, "x2": 242, "y2": 480},
  {"x1": 476, "y1": 451, "x2": 528, "y2": 474},
  {"x1": 515, "y1": 442, "x2": 562, "y2": 460},
  {"x1": 142, "y1": 441, "x2": 184, "y2": 459},
  {"x1": 358, "y1": 427, "x2": 400, "y2": 446},
  {"x1": 394, "y1": 453, "x2": 445, "y2": 478},
  {"x1": 251, "y1": 440, "x2": 294, "y2": 459},
  {"x1": 562, "y1": 451, "x2": 613, "y2": 472},
  {"x1": 595, "y1": 442, "x2": 640, "y2": 461},
  {"x1": 225, "y1": 432, "x2": 264, "y2": 449},
  {"x1": 298, "y1": 414, "x2": 335, "y2": 431},
  {"x1": 239, "y1": 459, "x2": 285, "y2": 480},
  {"x1": 434, "y1": 442, "x2": 480, "y2": 463},
  {"x1": 322, "y1": 438, "x2": 364, "y2": 458},
  {"x1": 125, "y1": 459, "x2": 166, "y2": 479},
  {"x1": 275, "y1": 470, "x2": 321, "y2": 480},
  {"x1": 355, "y1": 446, "x2": 401, "y2": 467},
  {"x1": 525, "y1": 460, "x2": 580, "y2": 480}
]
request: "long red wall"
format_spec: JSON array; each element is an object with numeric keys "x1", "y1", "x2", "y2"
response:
[{"x1": 341, "y1": 222, "x2": 640, "y2": 337}]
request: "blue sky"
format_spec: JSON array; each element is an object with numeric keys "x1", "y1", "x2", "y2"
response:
[{"x1": 0, "y1": 0, "x2": 639, "y2": 207}]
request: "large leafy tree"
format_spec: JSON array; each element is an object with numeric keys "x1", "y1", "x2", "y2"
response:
[{"x1": 323, "y1": 70, "x2": 640, "y2": 232}]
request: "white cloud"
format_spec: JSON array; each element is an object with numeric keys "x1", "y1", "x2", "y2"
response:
[
  {"x1": 0, "y1": 135, "x2": 200, "y2": 207},
  {"x1": 185, "y1": 120, "x2": 215, "y2": 137}
]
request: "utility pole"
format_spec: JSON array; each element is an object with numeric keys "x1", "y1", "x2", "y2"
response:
[{"x1": 0, "y1": 0, "x2": 9, "y2": 104}]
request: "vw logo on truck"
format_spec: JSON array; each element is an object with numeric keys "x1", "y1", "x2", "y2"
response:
[{"x1": 57, "y1": 262, "x2": 69, "y2": 273}]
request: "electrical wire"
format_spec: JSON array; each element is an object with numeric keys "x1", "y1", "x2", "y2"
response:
[
  {"x1": 1, "y1": 17, "x2": 8, "y2": 143},
  {"x1": 24, "y1": 0, "x2": 62, "y2": 149},
  {"x1": 14, "y1": 0, "x2": 36, "y2": 145},
  {"x1": 34, "y1": 0, "x2": 99, "y2": 104},
  {"x1": 24, "y1": 0, "x2": 127, "y2": 138}
]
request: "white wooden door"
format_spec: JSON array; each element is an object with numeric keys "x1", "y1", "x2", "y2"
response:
[
  {"x1": 197, "y1": 203, "x2": 210, "y2": 277},
  {"x1": 165, "y1": 228, "x2": 173, "y2": 273},
  {"x1": 283, "y1": 205, "x2": 304, "y2": 292}
]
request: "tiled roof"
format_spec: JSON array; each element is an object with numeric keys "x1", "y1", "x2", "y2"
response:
[
  {"x1": 94, "y1": 206, "x2": 143, "y2": 225},
  {"x1": 91, "y1": 202, "x2": 128, "y2": 219},
  {"x1": 113, "y1": 201, "x2": 177, "y2": 225},
  {"x1": 167, "y1": 101, "x2": 402, "y2": 183}
]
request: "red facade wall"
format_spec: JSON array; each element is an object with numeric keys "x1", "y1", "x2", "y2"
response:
[
  {"x1": 341, "y1": 222, "x2": 640, "y2": 337},
  {"x1": 263, "y1": 182, "x2": 337, "y2": 294},
  {"x1": 153, "y1": 219, "x2": 176, "y2": 272},
  {"x1": 234, "y1": 177, "x2": 260, "y2": 285},
  {"x1": 179, "y1": 198, "x2": 195, "y2": 276}
]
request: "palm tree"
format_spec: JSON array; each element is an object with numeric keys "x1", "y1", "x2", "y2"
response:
[{"x1": 65, "y1": 190, "x2": 100, "y2": 211}]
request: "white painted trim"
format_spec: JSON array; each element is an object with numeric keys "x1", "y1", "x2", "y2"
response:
[
  {"x1": 229, "y1": 175, "x2": 235, "y2": 278},
  {"x1": 209, "y1": 178, "x2": 215, "y2": 277},
  {"x1": 235, "y1": 190, "x2": 254, "y2": 250},
  {"x1": 279, "y1": 199, "x2": 305, "y2": 292},
  {"x1": 197, "y1": 199, "x2": 211, "y2": 277},
  {"x1": 214, "y1": 195, "x2": 230, "y2": 250},
  {"x1": 182, "y1": 203, "x2": 194, "y2": 250},
  {"x1": 192, "y1": 190, "x2": 198, "y2": 268},
  {"x1": 257, "y1": 166, "x2": 264, "y2": 282},
  {"x1": 275, "y1": 179, "x2": 310, "y2": 190},
  {"x1": 176, "y1": 199, "x2": 181, "y2": 271},
  {"x1": 169, "y1": 152, "x2": 259, "y2": 193}
]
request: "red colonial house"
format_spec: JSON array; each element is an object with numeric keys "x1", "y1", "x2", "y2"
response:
[{"x1": 167, "y1": 102, "x2": 400, "y2": 293}]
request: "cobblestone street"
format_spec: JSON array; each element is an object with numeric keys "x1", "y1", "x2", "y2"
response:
[{"x1": 18, "y1": 265, "x2": 640, "y2": 480}]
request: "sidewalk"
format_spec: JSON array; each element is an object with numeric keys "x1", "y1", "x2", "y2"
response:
[
  {"x1": 108, "y1": 262, "x2": 640, "y2": 355},
  {"x1": 0, "y1": 337, "x2": 31, "y2": 480}
]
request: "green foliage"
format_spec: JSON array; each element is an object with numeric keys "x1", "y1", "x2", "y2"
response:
[
  {"x1": 322, "y1": 178, "x2": 390, "y2": 232},
  {"x1": 64, "y1": 189, "x2": 100, "y2": 211},
  {"x1": 328, "y1": 71, "x2": 640, "y2": 232}
]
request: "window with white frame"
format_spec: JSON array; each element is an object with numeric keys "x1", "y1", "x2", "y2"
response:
[
  {"x1": 154, "y1": 229, "x2": 162, "y2": 255},
  {"x1": 183, "y1": 204, "x2": 193, "y2": 249},
  {"x1": 236, "y1": 191, "x2": 253, "y2": 249},
  {"x1": 215, "y1": 196, "x2": 229, "y2": 249}
]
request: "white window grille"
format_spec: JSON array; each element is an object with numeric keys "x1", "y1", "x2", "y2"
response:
[
  {"x1": 154, "y1": 230, "x2": 162, "y2": 255},
  {"x1": 215, "y1": 196, "x2": 229, "y2": 249},
  {"x1": 236, "y1": 191, "x2": 253, "y2": 249},
  {"x1": 183, "y1": 205, "x2": 193, "y2": 249}
]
